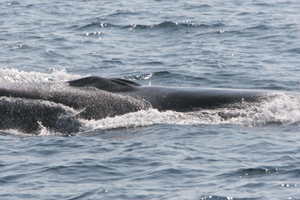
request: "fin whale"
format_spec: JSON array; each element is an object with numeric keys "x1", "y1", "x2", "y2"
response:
[{"x1": 0, "y1": 76, "x2": 271, "y2": 134}]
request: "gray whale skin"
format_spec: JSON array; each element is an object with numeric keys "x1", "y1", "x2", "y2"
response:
[{"x1": 0, "y1": 76, "x2": 270, "y2": 134}]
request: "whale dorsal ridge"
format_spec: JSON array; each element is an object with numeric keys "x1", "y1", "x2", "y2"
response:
[{"x1": 68, "y1": 76, "x2": 140, "y2": 92}]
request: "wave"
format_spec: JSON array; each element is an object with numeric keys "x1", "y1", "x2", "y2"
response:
[
  {"x1": 124, "y1": 21, "x2": 225, "y2": 31},
  {"x1": 73, "y1": 20, "x2": 289, "y2": 40},
  {"x1": 76, "y1": 20, "x2": 225, "y2": 32},
  {"x1": 77, "y1": 22, "x2": 112, "y2": 31}
]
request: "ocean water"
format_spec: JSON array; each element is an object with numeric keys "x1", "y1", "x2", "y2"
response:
[{"x1": 1, "y1": 0, "x2": 300, "y2": 199}]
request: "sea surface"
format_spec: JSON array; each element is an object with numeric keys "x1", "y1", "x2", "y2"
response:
[{"x1": 1, "y1": 0, "x2": 300, "y2": 199}]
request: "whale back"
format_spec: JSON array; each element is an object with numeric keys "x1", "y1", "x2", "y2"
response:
[{"x1": 68, "y1": 76, "x2": 140, "y2": 92}]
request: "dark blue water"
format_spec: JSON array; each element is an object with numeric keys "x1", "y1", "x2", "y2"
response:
[{"x1": 1, "y1": 0, "x2": 300, "y2": 199}]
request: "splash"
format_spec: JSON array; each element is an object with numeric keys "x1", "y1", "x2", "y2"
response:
[{"x1": 0, "y1": 68, "x2": 84, "y2": 82}]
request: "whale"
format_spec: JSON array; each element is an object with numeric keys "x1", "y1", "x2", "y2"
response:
[{"x1": 0, "y1": 76, "x2": 273, "y2": 134}]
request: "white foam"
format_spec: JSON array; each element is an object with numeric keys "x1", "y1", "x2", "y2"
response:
[
  {"x1": 2, "y1": 127, "x2": 58, "y2": 137},
  {"x1": 0, "y1": 68, "x2": 85, "y2": 82}
]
